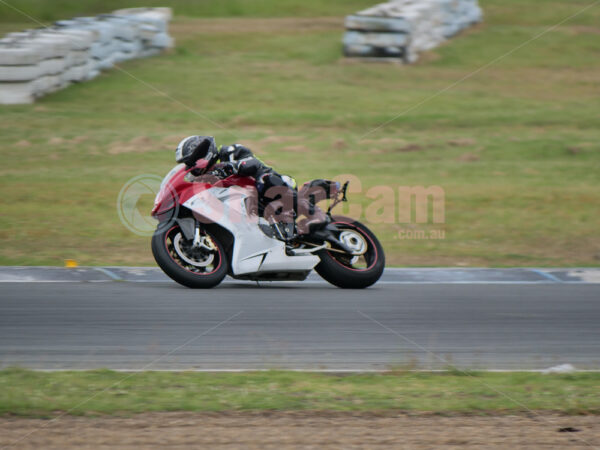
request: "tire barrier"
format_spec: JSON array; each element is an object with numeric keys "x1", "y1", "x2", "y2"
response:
[
  {"x1": 0, "y1": 7, "x2": 174, "y2": 104},
  {"x1": 343, "y1": 0, "x2": 482, "y2": 62}
]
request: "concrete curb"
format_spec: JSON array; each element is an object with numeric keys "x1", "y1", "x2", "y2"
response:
[{"x1": 0, "y1": 267, "x2": 599, "y2": 284}]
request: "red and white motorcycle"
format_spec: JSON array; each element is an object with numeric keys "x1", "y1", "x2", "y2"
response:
[{"x1": 151, "y1": 147, "x2": 385, "y2": 289}]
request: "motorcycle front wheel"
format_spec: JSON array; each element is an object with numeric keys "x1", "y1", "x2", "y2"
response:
[
  {"x1": 151, "y1": 223, "x2": 228, "y2": 289},
  {"x1": 315, "y1": 219, "x2": 385, "y2": 289}
]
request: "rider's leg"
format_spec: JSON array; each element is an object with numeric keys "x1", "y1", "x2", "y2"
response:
[
  {"x1": 296, "y1": 180, "x2": 331, "y2": 235},
  {"x1": 257, "y1": 174, "x2": 330, "y2": 237},
  {"x1": 256, "y1": 174, "x2": 296, "y2": 239}
]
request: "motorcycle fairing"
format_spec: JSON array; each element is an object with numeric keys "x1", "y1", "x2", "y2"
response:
[{"x1": 183, "y1": 186, "x2": 319, "y2": 276}]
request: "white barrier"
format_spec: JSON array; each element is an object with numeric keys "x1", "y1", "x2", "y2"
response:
[
  {"x1": 0, "y1": 7, "x2": 174, "y2": 104},
  {"x1": 343, "y1": 0, "x2": 482, "y2": 62}
]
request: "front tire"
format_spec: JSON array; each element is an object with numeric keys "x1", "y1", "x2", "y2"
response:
[
  {"x1": 315, "y1": 219, "x2": 385, "y2": 289},
  {"x1": 151, "y1": 224, "x2": 228, "y2": 289}
]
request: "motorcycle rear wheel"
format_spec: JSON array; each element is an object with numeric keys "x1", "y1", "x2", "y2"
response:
[
  {"x1": 151, "y1": 223, "x2": 228, "y2": 289},
  {"x1": 315, "y1": 219, "x2": 385, "y2": 289}
]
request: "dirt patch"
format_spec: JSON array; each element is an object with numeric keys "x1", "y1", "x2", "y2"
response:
[
  {"x1": 1, "y1": 412, "x2": 598, "y2": 449},
  {"x1": 363, "y1": 138, "x2": 428, "y2": 154},
  {"x1": 332, "y1": 139, "x2": 346, "y2": 150},
  {"x1": 107, "y1": 136, "x2": 159, "y2": 155},
  {"x1": 47, "y1": 137, "x2": 66, "y2": 145},
  {"x1": 128, "y1": 136, "x2": 154, "y2": 147},
  {"x1": 566, "y1": 143, "x2": 597, "y2": 156},
  {"x1": 232, "y1": 135, "x2": 303, "y2": 151},
  {"x1": 457, "y1": 152, "x2": 480, "y2": 162},
  {"x1": 363, "y1": 138, "x2": 407, "y2": 146},
  {"x1": 281, "y1": 145, "x2": 310, "y2": 153},
  {"x1": 369, "y1": 143, "x2": 425, "y2": 154},
  {"x1": 14, "y1": 140, "x2": 31, "y2": 148},
  {"x1": 70, "y1": 136, "x2": 88, "y2": 144},
  {"x1": 260, "y1": 135, "x2": 302, "y2": 145},
  {"x1": 558, "y1": 25, "x2": 600, "y2": 35},
  {"x1": 398, "y1": 143, "x2": 425, "y2": 152},
  {"x1": 448, "y1": 137, "x2": 476, "y2": 147},
  {"x1": 107, "y1": 142, "x2": 135, "y2": 155}
]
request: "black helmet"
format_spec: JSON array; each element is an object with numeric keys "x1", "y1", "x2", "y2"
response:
[{"x1": 175, "y1": 135, "x2": 218, "y2": 167}]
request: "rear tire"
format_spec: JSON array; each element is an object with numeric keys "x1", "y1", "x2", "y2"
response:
[
  {"x1": 151, "y1": 223, "x2": 228, "y2": 289},
  {"x1": 315, "y1": 219, "x2": 385, "y2": 289}
]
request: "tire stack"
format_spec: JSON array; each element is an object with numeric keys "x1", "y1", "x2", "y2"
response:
[
  {"x1": 112, "y1": 7, "x2": 175, "y2": 58},
  {"x1": 0, "y1": 7, "x2": 174, "y2": 104},
  {"x1": 343, "y1": 0, "x2": 482, "y2": 63}
]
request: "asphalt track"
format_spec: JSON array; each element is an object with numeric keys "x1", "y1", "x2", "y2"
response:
[{"x1": 0, "y1": 267, "x2": 599, "y2": 371}]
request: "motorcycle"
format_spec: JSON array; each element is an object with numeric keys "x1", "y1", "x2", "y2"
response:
[{"x1": 150, "y1": 146, "x2": 385, "y2": 289}]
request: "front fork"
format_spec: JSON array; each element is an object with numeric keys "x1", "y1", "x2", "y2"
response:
[
  {"x1": 177, "y1": 217, "x2": 215, "y2": 251},
  {"x1": 193, "y1": 221, "x2": 202, "y2": 247}
]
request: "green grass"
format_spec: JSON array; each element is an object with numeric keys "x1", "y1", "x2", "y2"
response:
[
  {"x1": 0, "y1": 0, "x2": 377, "y2": 22},
  {"x1": 1, "y1": 368, "x2": 599, "y2": 417},
  {"x1": 0, "y1": 0, "x2": 599, "y2": 266}
]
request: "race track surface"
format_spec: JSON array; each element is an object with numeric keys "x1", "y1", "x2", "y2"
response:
[{"x1": 1, "y1": 268, "x2": 599, "y2": 371}]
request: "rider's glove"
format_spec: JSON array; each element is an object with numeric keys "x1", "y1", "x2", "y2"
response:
[{"x1": 211, "y1": 162, "x2": 235, "y2": 178}]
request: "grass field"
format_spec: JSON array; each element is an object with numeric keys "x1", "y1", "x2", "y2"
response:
[
  {"x1": 0, "y1": 0, "x2": 377, "y2": 22},
  {"x1": 0, "y1": 0, "x2": 599, "y2": 267},
  {"x1": 1, "y1": 368, "x2": 599, "y2": 416}
]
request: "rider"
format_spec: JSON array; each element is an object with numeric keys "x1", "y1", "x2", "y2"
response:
[{"x1": 175, "y1": 135, "x2": 329, "y2": 237}]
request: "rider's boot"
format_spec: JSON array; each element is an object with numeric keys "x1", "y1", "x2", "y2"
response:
[{"x1": 296, "y1": 196, "x2": 328, "y2": 236}]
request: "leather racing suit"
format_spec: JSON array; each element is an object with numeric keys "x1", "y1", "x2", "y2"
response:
[{"x1": 211, "y1": 144, "x2": 328, "y2": 237}]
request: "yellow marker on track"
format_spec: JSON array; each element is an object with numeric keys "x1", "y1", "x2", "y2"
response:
[{"x1": 64, "y1": 259, "x2": 78, "y2": 268}]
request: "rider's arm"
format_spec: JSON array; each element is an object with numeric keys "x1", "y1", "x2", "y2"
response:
[
  {"x1": 218, "y1": 144, "x2": 254, "y2": 163},
  {"x1": 214, "y1": 144, "x2": 263, "y2": 177},
  {"x1": 211, "y1": 158, "x2": 263, "y2": 179}
]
